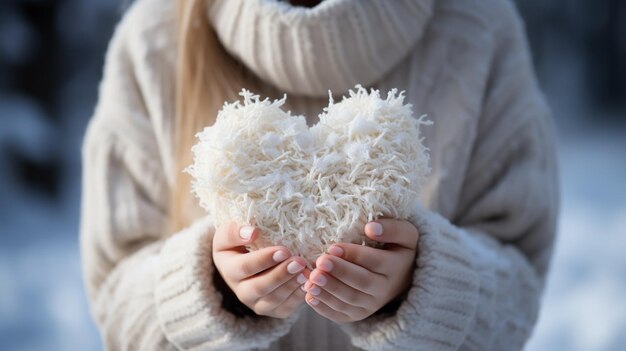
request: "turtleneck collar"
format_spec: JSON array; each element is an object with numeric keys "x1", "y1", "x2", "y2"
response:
[{"x1": 208, "y1": 0, "x2": 434, "y2": 97}]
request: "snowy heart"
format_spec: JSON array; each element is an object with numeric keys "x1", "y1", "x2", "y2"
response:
[{"x1": 187, "y1": 85, "x2": 431, "y2": 264}]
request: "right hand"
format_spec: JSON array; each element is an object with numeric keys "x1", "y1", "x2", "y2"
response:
[{"x1": 212, "y1": 222, "x2": 309, "y2": 319}]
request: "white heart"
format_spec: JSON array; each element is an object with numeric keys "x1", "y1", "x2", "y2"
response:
[{"x1": 188, "y1": 85, "x2": 431, "y2": 264}]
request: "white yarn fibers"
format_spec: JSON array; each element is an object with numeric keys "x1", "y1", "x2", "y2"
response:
[{"x1": 187, "y1": 85, "x2": 431, "y2": 265}]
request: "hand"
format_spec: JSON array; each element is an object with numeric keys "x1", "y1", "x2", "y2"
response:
[
  {"x1": 303, "y1": 218, "x2": 419, "y2": 323},
  {"x1": 212, "y1": 222, "x2": 310, "y2": 319}
]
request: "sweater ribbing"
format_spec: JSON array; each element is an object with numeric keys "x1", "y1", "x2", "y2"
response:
[
  {"x1": 80, "y1": 0, "x2": 558, "y2": 350},
  {"x1": 208, "y1": 0, "x2": 434, "y2": 97}
]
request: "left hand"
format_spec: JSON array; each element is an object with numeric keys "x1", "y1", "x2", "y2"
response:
[{"x1": 303, "y1": 218, "x2": 419, "y2": 323}]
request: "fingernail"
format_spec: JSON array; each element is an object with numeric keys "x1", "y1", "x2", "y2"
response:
[
  {"x1": 239, "y1": 226, "x2": 254, "y2": 240},
  {"x1": 327, "y1": 245, "x2": 343, "y2": 257},
  {"x1": 309, "y1": 285, "x2": 321, "y2": 296},
  {"x1": 297, "y1": 273, "x2": 307, "y2": 284},
  {"x1": 273, "y1": 250, "x2": 289, "y2": 263},
  {"x1": 318, "y1": 259, "x2": 333, "y2": 272},
  {"x1": 367, "y1": 222, "x2": 383, "y2": 236},
  {"x1": 304, "y1": 281, "x2": 313, "y2": 291},
  {"x1": 311, "y1": 273, "x2": 327, "y2": 286},
  {"x1": 287, "y1": 261, "x2": 304, "y2": 274},
  {"x1": 307, "y1": 297, "x2": 319, "y2": 306}
]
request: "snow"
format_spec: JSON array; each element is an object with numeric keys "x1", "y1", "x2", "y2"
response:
[
  {"x1": 525, "y1": 126, "x2": 626, "y2": 351},
  {"x1": 0, "y1": 0, "x2": 625, "y2": 349},
  {"x1": 1, "y1": 105, "x2": 624, "y2": 351}
]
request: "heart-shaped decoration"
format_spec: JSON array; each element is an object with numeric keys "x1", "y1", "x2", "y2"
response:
[{"x1": 187, "y1": 85, "x2": 431, "y2": 264}]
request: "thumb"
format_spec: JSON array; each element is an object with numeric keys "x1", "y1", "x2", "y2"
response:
[
  {"x1": 213, "y1": 222, "x2": 258, "y2": 252},
  {"x1": 364, "y1": 218, "x2": 419, "y2": 250}
]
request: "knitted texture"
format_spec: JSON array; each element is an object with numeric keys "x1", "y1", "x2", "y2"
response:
[
  {"x1": 208, "y1": 0, "x2": 435, "y2": 96},
  {"x1": 79, "y1": 0, "x2": 559, "y2": 349},
  {"x1": 155, "y1": 217, "x2": 300, "y2": 350},
  {"x1": 187, "y1": 86, "x2": 431, "y2": 264}
]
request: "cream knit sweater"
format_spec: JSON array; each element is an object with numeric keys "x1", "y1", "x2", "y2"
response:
[{"x1": 79, "y1": 0, "x2": 559, "y2": 350}]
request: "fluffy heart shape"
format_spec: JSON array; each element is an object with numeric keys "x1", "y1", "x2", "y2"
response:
[{"x1": 187, "y1": 85, "x2": 431, "y2": 264}]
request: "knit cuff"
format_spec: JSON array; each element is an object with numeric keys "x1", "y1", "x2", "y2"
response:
[
  {"x1": 154, "y1": 216, "x2": 298, "y2": 350},
  {"x1": 340, "y1": 204, "x2": 480, "y2": 350}
]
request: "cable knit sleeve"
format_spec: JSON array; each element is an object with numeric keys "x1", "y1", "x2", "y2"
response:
[
  {"x1": 79, "y1": 1, "x2": 298, "y2": 349},
  {"x1": 339, "y1": 2, "x2": 559, "y2": 350}
]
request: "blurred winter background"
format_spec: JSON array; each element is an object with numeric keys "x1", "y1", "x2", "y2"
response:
[{"x1": 0, "y1": 0, "x2": 624, "y2": 350}]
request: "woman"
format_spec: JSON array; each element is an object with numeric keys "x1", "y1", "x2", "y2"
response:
[{"x1": 80, "y1": 0, "x2": 559, "y2": 350}]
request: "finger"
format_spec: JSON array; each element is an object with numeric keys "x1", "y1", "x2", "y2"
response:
[
  {"x1": 306, "y1": 297, "x2": 352, "y2": 323},
  {"x1": 364, "y1": 218, "x2": 419, "y2": 250},
  {"x1": 272, "y1": 282, "x2": 307, "y2": 319},
  {"x1": 213, "y1": 222, "x2": 258, "y2": 252},
  {"x1": 296, "y1": 267, "x2": 311, "y2": 292},
  {"x1": 273, "y1": 269, "x2": 309, "y2": 305},
  {"x1": 308, "y1": 268, "x2": 376, "y2": 309},
  {"x1": 254, "y1": 274, "x2": 304, "y2": 316},
  {"x1": 326, "y1": 243, "x2": 392, "y2": 274},
  {"x1": 314, "y1": 254, "x2": 384, "y2": 295},
  {"x1": 222, "y1": 246, "x2": 292, "y2": 281},
  {"x1": 306, "y1": 285, "x2": 368, "y2": 318},
  {"x1": 238, "y1": 257, "x2": 306, "y2": 304}
]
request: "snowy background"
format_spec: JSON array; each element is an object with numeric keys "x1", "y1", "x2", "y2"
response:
[{"x1": 0, "y1": 1, "x2": 625, "y2": 350}]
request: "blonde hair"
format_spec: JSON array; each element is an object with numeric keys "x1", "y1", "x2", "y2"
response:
[{"x1": 171, "y1": 0, "x2": 260, "y2": 231}]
